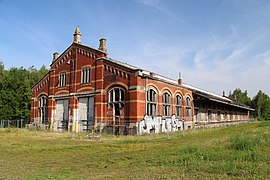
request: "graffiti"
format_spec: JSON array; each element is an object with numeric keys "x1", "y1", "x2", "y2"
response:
[{"x1": 138, "y1": 115, "x2": 183, "y2": 135}]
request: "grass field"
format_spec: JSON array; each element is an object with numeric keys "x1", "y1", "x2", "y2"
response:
[{"x1": 1, "y1": 122, "x2": 270, "y2": 179}]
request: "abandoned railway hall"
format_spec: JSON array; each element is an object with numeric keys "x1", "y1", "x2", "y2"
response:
[{"x1": 31, "y1": 27, "x2": 253, "y2": 135}]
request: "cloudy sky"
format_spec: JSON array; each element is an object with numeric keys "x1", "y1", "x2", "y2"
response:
[{"x1": 0, "y1": 0, "x2": 269, "y2": 98}]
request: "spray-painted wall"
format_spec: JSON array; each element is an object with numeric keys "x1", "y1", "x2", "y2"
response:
[{"x1": 138, "y1": 115, "x2": 185, "y2": 135}]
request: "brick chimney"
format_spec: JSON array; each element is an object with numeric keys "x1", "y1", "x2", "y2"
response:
[
  {"x1": 98, "y1": 38, "x2": 107, "y2": 53},
  {"x1": 53, "y1": 52, "x2": 59, "y2": 62},
  {"x1": 178, "y1": 72, "x2": 183, "y2": 85}
]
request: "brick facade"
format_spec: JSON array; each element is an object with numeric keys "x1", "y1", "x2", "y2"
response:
[{"x1": 31, "y1": 27, "x2": 253, "y2": 134}]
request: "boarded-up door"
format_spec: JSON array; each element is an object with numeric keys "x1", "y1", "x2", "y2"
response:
[
  {"x1": 78, "y1": 97, "x2": 94, "y2": 132},
  {"x1": 56, "y1": 99, "x2": 69, "y2": 131}
]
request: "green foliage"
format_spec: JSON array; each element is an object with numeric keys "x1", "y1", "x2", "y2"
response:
[
  {"x1": 252, "y1": 90, "x2": 270, "y2": 119},
  {"x1": 229, "y1": 88, "x2": 251, "y2": 106},
  {"x1": 230, "y1": 88, "x2": 270, "y2": 120},
  {"x1": 0, "y1": 62, "x2": 49, "y2": 120}
]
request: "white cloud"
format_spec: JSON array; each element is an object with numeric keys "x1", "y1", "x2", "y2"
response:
[
  {"x1": 135, "y1": 0, "x2": 185, "y2": 24},
  {"x1": 122, "y1": 24, "x2": 270, "y2": 98}
]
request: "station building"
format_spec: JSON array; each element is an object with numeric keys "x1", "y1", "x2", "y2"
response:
[{"x1": 31, "y1": 27, "x2": 253, "y2": 134}]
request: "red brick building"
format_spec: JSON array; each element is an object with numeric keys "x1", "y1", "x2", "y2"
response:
[{"x1": 31, "y1": 27, "x2": 253, "y2": 134}]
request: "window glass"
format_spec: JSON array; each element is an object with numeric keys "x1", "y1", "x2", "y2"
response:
[
  {"x1": 81, "y1": 68, "x2": 91, "y2": 84},
  {"x1": 108, "y1": 88, "x2": 125, "y2": 117},
  {"x1": 162, "y1": 92, "x2": 171, "y2": 116},
  {"x1": 186, "y1": 96, "x2": 192, "y2": 117},
  {"x1": 146, "y1": 88, "x2": 157, "y2": 116},
  {"x1": 38, "y1": 96, "x2": 48, "y2": 124},
  {"x1": 58, "y1": 73, "x2": 66, "y2": 87},
  {"x1": 175, "y1": 95, "x2": 182, "y2": 117}
]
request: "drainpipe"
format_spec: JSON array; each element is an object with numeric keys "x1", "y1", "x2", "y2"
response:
[
  {"x1": 94, "y1": 56, "x2": 97, "y2": 130},
  {"x1": 145, "y1": 76, "x2": 148, "y2": 115}
]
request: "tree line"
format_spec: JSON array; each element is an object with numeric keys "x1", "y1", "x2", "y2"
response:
[
  {"x1": 0, "y1": 62, "x2": 49, "y2": 121},
  {"x1": 229, "y1": 89, "x2": 270, "y2": 120},
  {"x1": 0, "y1": 61, "x2": 269, "y2": 121}
]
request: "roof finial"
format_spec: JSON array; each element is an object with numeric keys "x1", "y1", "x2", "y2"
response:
[{"x1": 73, "y1": 26, "x2": 82, "y2": 44}]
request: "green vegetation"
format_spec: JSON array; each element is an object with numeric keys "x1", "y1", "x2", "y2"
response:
[
  {"x1": 230, "y1": 88, "x2": 270, "y2": 120},
  {"x1": 1, "y1": 122, "x2": 270, "y2": 179},
  {"x1": 0, "y1": 62, "x2": 49, "y2": 120}
]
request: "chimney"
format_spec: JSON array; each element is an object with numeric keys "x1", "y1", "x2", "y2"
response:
[
  {"x1": 53, "y1": 52, "x2": 59, "y2": 61},
  {"x1": 73, "y1": 26, "x2": 82, "y2": 44},
  {"x1": 98, "y1": 38, "x2": 107, "y2": 53},
  {"x1": 150, "y1": 72, "x2": 155, "y2": 77},
  {"x1": 178, "y1": 72, "x2": 183, "y2": 85}
]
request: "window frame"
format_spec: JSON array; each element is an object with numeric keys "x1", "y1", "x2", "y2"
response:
[
  {"x1": 146, "y1": 87, "x2": 157, "y2": 116},
  {"x1": 38, "y1": 95, "x2": 48, "y2": 124},
  {"x1": 81, "y1": 67, "x2": 91, "y2": 84},
  {"x1": 108, "y1": 87, "x2": 125, "y2": 117},
  {"x1": 162, "y1": 92, "x2": 171, "y2": 117},
  {"x1": 58, "y1": 72, "x2": 66, "y2": 87},
  {"x1": 185, "y1": 96, "x2": 192, "y2": 118},
  {"x1": 175, "y1": 94, "x2": 182, "y2": 118}
]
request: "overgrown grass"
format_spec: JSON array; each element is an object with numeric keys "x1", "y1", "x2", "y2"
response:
[{"x1": 1, "y1": 122, "x2": 270, "y2": 179}]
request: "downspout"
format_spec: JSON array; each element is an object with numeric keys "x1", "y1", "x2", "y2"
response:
[
  {"x1": 73, "y1": 54, "x2": 77, "y2": 132},
  {"x1": 145, "y1": 76, "x2": 148, "y2": 114},
  {"x1": 94, "y1": 54, "x2": 98, "y2": 129},
  {"x1": 138, "y1": 74, "x2": 148, "y2": 135},
  {"x1": 71, "y1": 56, "x2": 76, "y2": 132},
  {"x1": 72, "y1": 47, "x2": 77, "y2": 132}
]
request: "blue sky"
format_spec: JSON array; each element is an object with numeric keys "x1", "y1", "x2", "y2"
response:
[{"x1": 0, "y1": 0, "x2": 270, "y2": 98}]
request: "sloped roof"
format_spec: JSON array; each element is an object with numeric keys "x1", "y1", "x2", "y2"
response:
[
  {"x1": 99, "y1": 55, "x2": 253, "y2": 111},
  {"x1": 102, "y1": 58, "x2": 139, "y2": 70},
  {"x1": 187, "y1": 84, "x2": 254, "y2": 111},
  {"x1": 38, "y1": 41, "x2": 253, "y2": 111}
]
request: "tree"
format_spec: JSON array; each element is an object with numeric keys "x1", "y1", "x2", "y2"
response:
[
  {"x1": 0, "y1": 62, "x2": 49, "y2": 120},
  {"x1": 229, "y1": 88, "x2": 251, "y2": 106},
  {"x1": 252, "y1": 90, "x2": 270, "y2": 120},
  {"x1": 28, "y1": 65, "x2": 49, "y2": 87},
  {"x1": 0, "y1": 61, "x2": 4, "y2": 74}
]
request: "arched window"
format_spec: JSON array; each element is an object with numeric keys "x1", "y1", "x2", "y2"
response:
[
  {"x1": 38, "y1": 95, "x2": 48, "y2": 124},
  {"x1": 146, "y1": 88, "x2": 157, "y2": 116},
  {"x1": 175, "y1": 94, "x2": 182, "y2": 117},
  {"x1": 58, "y1": 72, "x2": 66, "y2": 87},
  {"x1": 81, "y1": 67, "x2": 91, "y2": 84},
  {"x1": 186, "y1": 96, "x2": 192, "y2": 117},
  {"x1": 108, "y1": 88, "x2": 125, "y2": 116},
  {"x1": 162, "y1": 92, "x2": 171, "y2": 116}
]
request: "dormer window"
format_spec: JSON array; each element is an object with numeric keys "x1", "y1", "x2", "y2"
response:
[{"x1": 81, "y1": 68, "x2": 91, "y2": 84}]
